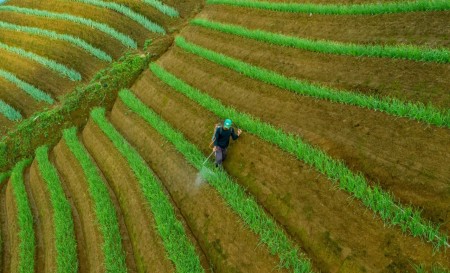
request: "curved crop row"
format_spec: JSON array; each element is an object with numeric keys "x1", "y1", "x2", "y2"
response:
[
  {"x1": 0, "y1": 20, "x2": 112, "y2": 62},
  {"x1": 149, "y1": 63, "x2": 450, "y2": 249},
  {"x1": 175, "y1": 36, "x2": 450, "y2": 128},
  {"x1": 71, "y1": 0, "x2": 166, "y2": 34},
  {"x1": 191, "y1": 18, "x2": 450, "y2": 64},
  {"x1": 0, "y1": 99, "x2": 22, "y2": 121},
  {"x1": 91, "y1": 107, "x2": 204, "y2": 273},
  {"x1": 0, "y1": 69, "x2": 53, "y2": 104},
  {"x1": 118, "y1": 89, "x2": 313, "y2": 273},
  {"x1": 143, "y1": 0, "x2": 179, "y2": 17},
  {"x1": 62, "y1": 127, "x2": 127, "y2": 273},
  {"x1": 10, "y1": 158, "x2": 35, "y2": 273},
  {"x1": 35, "y1": 146, "x2": 78, "y2": 273},
  {"x1": 0, "y1": 41, "x2": 81, "y2": 81},
  {"x1": 207, "y1": 0, "x2": 450, "y2": 15},
  {"x1": 0, "y1": 6, "x2": 137, "y2": 48}
]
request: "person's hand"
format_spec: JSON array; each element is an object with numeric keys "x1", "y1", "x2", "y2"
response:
[
  {"x1": 237, "y1": 129, "x2": 242, "y2": 136},
  {"x1": 213, "y1": 146, "x2": 218, "y2": 152}
]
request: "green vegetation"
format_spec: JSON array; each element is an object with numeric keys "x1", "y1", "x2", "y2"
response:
[
  {"x1": 207, "y1": 0, "x2": 450, "y2": 15},
  {"x1": 72, "y1": 0, "x2": 166, "y2": 34},
  {"x1": 0, "y1": 20, "x2": 112, "y2": 62},
  {"x1": 144, "y1": 39, "x2": 153, "y2": 51},
  {"x1": 0, "y1": 6, "x2": 137, "y2": 48},
  {"x1": 91, "y1": 107, "x2": 204, "y2": 273},
  {"x1": 0, "y1": 41, "x2": 81, "y2": 81},
  {"x1": 0, "y1": 53, "x2": 147, "y2": 172},
  {"x1": 192, "y1": 18, "x2": 450, "y2": 64},
  {"x1": 119, "y1": 89, "x2": 313, "y2": 273},
  {"x1": 63, "y1": 127, "x2": 127, "y2": 273},
  {"x1": 149, "y1": 63, "x2": 450, "y2": 249},
  {"x1": 0, "y1": 69, "x2": 53, "y2": 104},
  {"x1": 143, "y1": 0, "x2": 179, "y2": 17},
  {"x1": 35, "y1": 146, "x2": 78, "y2": 273},
  {"x1": 10, "y1": 158, "x2": 35, "y2": 273},
  {"x1": 0, "y1": 100, "x2": 22, "y2": 121},
  {"x1": 0, "y1": 172, "x2": 9, "y2": 183},
  {"x1": 175, "y1": 36, "x2": 450, "y2": 128}
]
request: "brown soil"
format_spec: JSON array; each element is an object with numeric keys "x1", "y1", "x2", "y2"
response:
[
  {"x1": 0, "y1": 180, "x2": 11, "y2": 272},
  {"x1": 158, "y1": 48, "x2": 450, "y2": 233},
  {"x1": 5, "y1": 177, "x2": 20, "y2": 273},
  {"x1": 110, "y1": 99, "x2": 290, "y2": 273},
  {"x1": 82, "y1": 119, "x2": 175, "y2": 272},
  {"x1": 180, "y1": 25, "x2": 450, "y2": 109},
  {"x1": 0, "y1": 78, "x2": 44, "y2": 118},
  {"x1": 200, "y1": 5, "x2": 450, "y2": 48},
  {"x1": 0, "y1": 11, "x2": 125, "y2": 59},
  {"x1": 0, "y1": 29, "x2": 106, "y2": 82},
  {"x1": 22, "y1": 166, "x2": 44, "y2": 272},
  {"x1": 0, "y1": 115, "x2": 12, "y2": 135},
  {"x1": 128, "y1": 69, "x2": 450, "y2": 272},
  {"x1": 28, "y1": 160, "x2": 57, "y2": 272}
]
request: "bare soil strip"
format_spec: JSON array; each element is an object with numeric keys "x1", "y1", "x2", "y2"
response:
[
  {"x1": 5, "y1": 180, "x2": 19, "y2": 273},
  {"x1": 129, "y1": 69, "x2": 450, "y2": 272},
  {"x1": 0, "y1": 179, "x2": 11, "y2": 272},
  {"x1": 181, "y1": 25, "x2": 450, "y2": 109},
  {"x1": 0, "y1": 78, "x2": 43, "y2": 117},
  {"x1": 28, "y1": 160, "x2": 57, "y2": 272},
  {"x1": 82, "y1": 119, "x2": 175, "y2": 272},
  {"x1": 110, "y1": 99, "x2": 290, "y2": 273},
  {"x1": 160, "y1": 46, "x2": 450, "y2": 232},
  {"x1": 198, "y1": 5, "x2": 450, "y2": 48},
  {"x1": 52, "y1": 140, "x2": 106, "y2": 273}
]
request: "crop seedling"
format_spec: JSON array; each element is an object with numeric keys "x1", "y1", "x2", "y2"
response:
[
  {"x1": 206, "y1": 0, "x2": 450, "y2": 15},
  {"x1": 175, "y1": 36, "x2": 450, "y2": 128},
  {"x1": 0, "y1": 100, "x2": 22, "y2": 121},
  {"x1": 0, "y1": 6, "x2": 137, "y2": 48},
  {"x1": 119, "y1": 89, "x2": 314, "y2": 273},
  {"x1": 149, "y1": 63, "x2": 449, "y2": 249},
  {"x1": 91, "y1": 107, "x2": 204, "y2": 273},
  {"x1": 143, "y1": 0, "x2": 179, "y2": 17},
  {"x1": 35, "y1": 146, "x2": 78, "y2": 273}
]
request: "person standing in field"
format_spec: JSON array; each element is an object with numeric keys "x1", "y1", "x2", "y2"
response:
[{"x1": 213, "y1": 119, "x2": 242, "y2": 168}]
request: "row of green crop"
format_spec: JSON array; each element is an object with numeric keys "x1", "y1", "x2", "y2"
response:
[
  {"x1": 0, "y1": 6, "x2": 137, "y2": 48},
  {"x1": 0, "y1": 99, "x2": 22, "y2": 121},
  {"x1": 0, "y1": 69, "x2": 53, "y2": 104},
  {"x1": 35, "y1": 146, "x2": 78, "y2": 273},
  {"x1": 175, "y1": 37, "x2": 450, "y2": 128},
  {"x1": 0, "y1": 41, "x2": 81, "y2": 81},
  {"x1": 0, "y1": 20, "x2": 112, "y2": 62},
  {"x1": 143, "y1": 0, "x2": 179, "y2": 17},
  {"x1": 62, "y1": 127, "x2": 127, "y2": 273},
  {"x1": 207, "y1": 0, "x2": 450, "y2": 15},
  {"x1": 118, "y1": 89, "x2": 313, "y2": 272},
  {"x1": 191, "y1": 18, "x2": 450, "y2": 64},
  {"x1": 10, "y1": 158, "x2": 35, "y2": 273},
  {"x1": 149, "y1": 63, "x2": 450, "y2": 249},
  {"x1": 71, "y1": 0, "x2": 166, "y2": 34},
  {"x1": 91, "y1": 108, "x2": 204, "y2": 273}
]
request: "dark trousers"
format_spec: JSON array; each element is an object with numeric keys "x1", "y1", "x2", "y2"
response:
[{"x1": 215, "y1": 147, "x2": 227, "y2": 166}]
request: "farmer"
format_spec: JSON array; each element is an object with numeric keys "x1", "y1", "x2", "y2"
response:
[{"x1": 213, "y1": 119, "x2": 242, "y2": 168}]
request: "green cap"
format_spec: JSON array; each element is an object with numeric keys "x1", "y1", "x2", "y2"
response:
[{"x1": 223, "y1": 119, "x2": 232, "y2": 129}]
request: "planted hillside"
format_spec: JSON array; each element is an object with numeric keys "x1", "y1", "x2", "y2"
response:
[
  {"x1": 175, "y1": 37, "x2": 450, "y2": 128},
  {"x1": 149, "y1": 63, "x2": 449, "y2": 249},
  {"x1": 207, "y1": 0, "x2": 450, "y2": 14},
  {"x1": 119, "y1": 89, "x2": 313, "y2": 273},
  {"x1": 0, "y1": 6, "x2": 137, "y2": 48}
]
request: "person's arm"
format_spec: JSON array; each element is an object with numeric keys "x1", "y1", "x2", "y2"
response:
[{"x1": 231, "y1": 128, "x2": 239, "y2": 140}]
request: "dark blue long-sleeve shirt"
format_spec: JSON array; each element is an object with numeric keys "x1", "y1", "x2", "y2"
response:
[{"x1": 213, "y1": 127, "x2": 239, "y2": 149}]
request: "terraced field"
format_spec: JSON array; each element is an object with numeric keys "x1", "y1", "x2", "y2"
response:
[{"x1": 0, "y1": 0, "x2": 449, "y2": 272}]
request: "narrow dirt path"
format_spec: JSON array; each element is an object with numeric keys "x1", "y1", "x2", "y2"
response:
[
  {"x1": 5, "y1": 178, "x2": 20, "y2": 273},
  {"x1": 28, "y1": 160, "x2": 57, "y2": 272},
  {"x1": 159, "y1": 48, "x2": 450, "y2": 232},
  {"x1": 82, "y1": 119, "x2": 175, "y2": 273},
  {"x1": 110, "y1": 99, "x2": 290, "y2": 273},
  {"x1": 128, "y1": 70, "x2": 450, "y2": 272},
  {"x1": 52, "y1": 140, "x2": 105, "y2": 273},
  {"x1": 0, "y1": 180, "x2": 11, "y2": 273}
]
